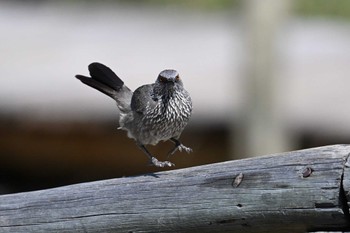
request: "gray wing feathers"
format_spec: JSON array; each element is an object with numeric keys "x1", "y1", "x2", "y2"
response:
[{"x1": 131, "y1": 84, "x2": 154, "y2": 114}]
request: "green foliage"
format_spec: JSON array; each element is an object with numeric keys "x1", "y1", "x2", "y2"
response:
[
  {"x1": 47, "y1": 0, "x2": 350, "y2": 19},
  {"x1": 295, "y1": 0, "x2": 350, "y2": 19},
  {"x1": 120, "y1": 0, "x2": 239, "y2": 11}
]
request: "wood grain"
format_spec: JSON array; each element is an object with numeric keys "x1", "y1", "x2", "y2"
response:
[{"x1": 1, "y1": 145, "x2": 350, "y2": 232}]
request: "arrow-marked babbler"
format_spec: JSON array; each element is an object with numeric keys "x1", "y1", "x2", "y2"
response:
[{"x1": 75, "y1": 63, "x2": 193, "y2": 167}]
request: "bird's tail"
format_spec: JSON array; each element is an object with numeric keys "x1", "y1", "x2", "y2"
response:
[{"x1": 75, "y1": 62, "x2": 133, "y2": 112}]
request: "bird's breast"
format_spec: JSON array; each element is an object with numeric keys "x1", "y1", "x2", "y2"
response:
[{"x1": 142, "y1": 92, "x2": 192, "y2": 139}]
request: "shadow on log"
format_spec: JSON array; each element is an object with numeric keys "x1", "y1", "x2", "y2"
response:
[{"x1": 1, "y1": 145, "x2": 350, "y2": 232}]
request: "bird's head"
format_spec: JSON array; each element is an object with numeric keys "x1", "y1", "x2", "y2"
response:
[{"x1": 153, "y1": 69, "x2": 184, "y2": 96}]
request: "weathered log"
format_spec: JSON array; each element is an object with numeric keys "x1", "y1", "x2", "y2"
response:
[{"x1": 1, "y1": 145, "x2": 350, "y2": 233}]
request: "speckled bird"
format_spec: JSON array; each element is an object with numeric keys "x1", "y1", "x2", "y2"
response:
[{"x1": 75, "y1": 63, "x2": 193, "y2": 167}]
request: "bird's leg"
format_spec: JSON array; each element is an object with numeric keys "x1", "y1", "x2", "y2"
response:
[
  {"x1": 136, "y1": 143, "x2": 174, "y2": 167},
  {"x1": 167, "y1": 138, "x2": 193, "y2": 158}
]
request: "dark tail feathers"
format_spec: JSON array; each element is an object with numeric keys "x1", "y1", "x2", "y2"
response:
[{"x1": 75, "y1": 62, "x2": 124, "y2": 99}]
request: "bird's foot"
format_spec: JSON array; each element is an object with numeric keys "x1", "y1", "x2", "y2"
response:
[
  {"x1": 167, "y1": 144, "x2": 192, "y2": 158},
  {"x1": 178, "y1": 144, "x2": 193, "y2": 153},
  {"x1": 150, "y1": 157, "x2": 175, "y2": 168}
]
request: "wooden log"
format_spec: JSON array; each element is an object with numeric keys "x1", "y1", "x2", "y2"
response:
[{"x1": 0, "y1": 145, "x2": 350, "y2": 233}]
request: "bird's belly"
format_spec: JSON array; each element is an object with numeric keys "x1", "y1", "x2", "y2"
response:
[
  {"x1": 120, "y1": 97, "x2": 192, "y2": 145},
  {"x1": 139, "y1": 117, "x2": 188, "y2": 145},
  {"x1": 119, "y1": 114, "x2": 188, "y2": 145}
]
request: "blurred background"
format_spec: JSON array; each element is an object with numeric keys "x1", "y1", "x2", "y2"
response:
[{"x1": 1, "y1": 0, "x2": 350, "y2": 194}]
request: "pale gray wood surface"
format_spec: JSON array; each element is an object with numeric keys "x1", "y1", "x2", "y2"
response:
[{"x1": 1, "y1": 145, "x2": 350, "y2": 233}]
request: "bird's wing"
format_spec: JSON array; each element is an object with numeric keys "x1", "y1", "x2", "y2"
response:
[{"x1": 131, "y1": 84, "x2": 156, "y2": 114}]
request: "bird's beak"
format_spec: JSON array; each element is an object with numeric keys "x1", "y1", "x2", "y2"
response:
[{"x1": 167, "y1": 81, "x2": 175, "y2": 92}]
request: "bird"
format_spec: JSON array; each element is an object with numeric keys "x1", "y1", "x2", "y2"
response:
[{"x1": 75, "y1": 62, "x2": 193, "y2": 167}]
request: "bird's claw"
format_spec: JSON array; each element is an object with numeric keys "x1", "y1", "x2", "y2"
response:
[
  {"x1": 150, "y1": 157, "x2": 175, "y2": 168},
  {"x1": 168, "y1": 144, "x2": 192, "y2": 158},
  {"x1": 178, "y1": 144, "x2": 192, "y2": 154}
]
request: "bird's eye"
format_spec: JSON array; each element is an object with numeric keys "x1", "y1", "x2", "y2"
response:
[
  {"x1": 159, "y1": 76, "x2": 167, "y2": 83},
  {"x1": 175, "y1": 75, "x2": 180, "y2": 81}
]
